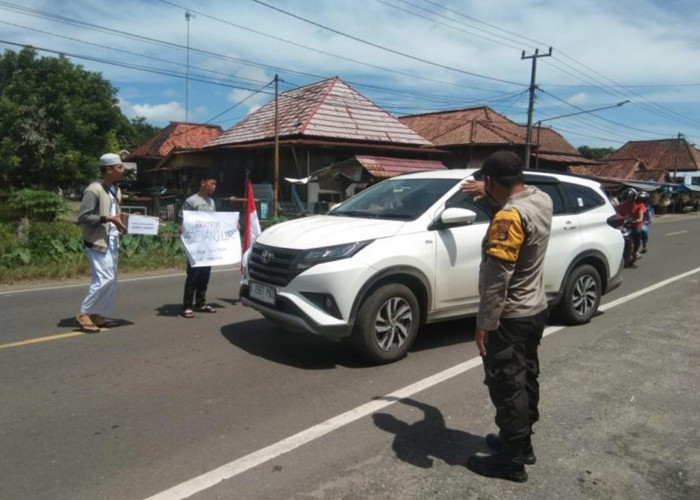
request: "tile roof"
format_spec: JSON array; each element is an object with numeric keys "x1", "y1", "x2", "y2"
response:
[
  {"x1": 604, "y1": 138, "x2": 700, "y2": 171},
  {"x1": 532, "y1": 127, "x2": 580, "y2": 155},
  {"x1": 206, "y1": 77, "x2": 432, "y2": 148},
  {"x1": 570, "y1": 159, "x2": 670, "y2": 183},
  {"x1": 537, "y1": 153, "x2": 598, "y2": 165},
  {"x1": 627, "y1": 169, "x2": 670, "y2": 182},
  {"x1": 569, "y1": 159, "x2": 643, "y2": 179},
  {"x1": 399, "y1": 107, "x2": 520, "y2": 145},
  {"x1": 398, "y1": 107, "x2": 579, "y2": 155},
  {"x1": 129, "y1": 122, "x2": 222, "y2": 159}
]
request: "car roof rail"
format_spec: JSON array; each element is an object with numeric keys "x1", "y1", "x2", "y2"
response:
[{"x1": 523, "y1": 171, "x2": 560, "y2": 184}]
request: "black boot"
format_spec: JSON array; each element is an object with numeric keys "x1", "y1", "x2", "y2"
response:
[
  {"x1": 466, "y1": 453, "x2": 528, "y2": 483},
  {"x1": 485, "y1": 433, "x2": 536, "y2": 465}
]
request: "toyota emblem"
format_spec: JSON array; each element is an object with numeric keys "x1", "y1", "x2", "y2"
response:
[{"x1": 260, "y1": 249, "x2": 274, "y2": 264}]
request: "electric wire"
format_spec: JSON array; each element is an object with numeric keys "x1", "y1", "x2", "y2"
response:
[
  {"x1": 152, "y1": 0, "x2": 514, "y2": 94},
  {"x1": 416, "y1": 0, "x2": 700, "y2": 131},
  {"x1": 375, "y1": 0, "x2": 523, "y2": 52},
  {"x1": 539, "y1": 89, "x2": 677, "y2": 137},
  {"x1": 0, "y1": 19, "x2": 274, "y2": 88},
  {"x1": 248, "y1": 0, "x2": 525, "y2": 86},
  {"x1": 4, "y1": 0, "x2": 698, "y2": 147}
]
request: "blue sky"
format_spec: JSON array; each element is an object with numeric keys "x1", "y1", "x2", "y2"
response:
[{"x1": 1, "y1": 0, "x2": 699, "y2": 149}]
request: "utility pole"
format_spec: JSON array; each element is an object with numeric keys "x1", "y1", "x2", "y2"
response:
[
  {"x1": 522, "y1": 47, "x2": 552, "y2": 169},
  {"x1": 673, "y1": 132, "x2": 683, "y2": 182},
  {"x1": 184, "y1": 11, "x2": 194, "y2": 146},
  {"x1": 273, "y1": 74, "x2": 280, "y2": 218}
]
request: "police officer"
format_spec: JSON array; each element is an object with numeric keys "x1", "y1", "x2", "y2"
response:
[{"x1": 461, "y1": 150, "x2": 553, "y2": 483}]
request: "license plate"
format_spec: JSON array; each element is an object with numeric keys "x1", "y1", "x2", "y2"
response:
[{"x1": 250, "y1": 281, "x2": 276, "y2": 305}]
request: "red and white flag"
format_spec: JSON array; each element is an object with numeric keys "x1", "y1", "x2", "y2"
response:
[{"x1": 241, "y1": 179, "x2": 261, "y2": 282}]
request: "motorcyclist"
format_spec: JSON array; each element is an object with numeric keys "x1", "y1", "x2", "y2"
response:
[
  {"x1": 637, "y1": 190, "x2": 654, "y2": 253},
  {"x1": 616, "y1": 188, "x2": 645, "y2": 261}
]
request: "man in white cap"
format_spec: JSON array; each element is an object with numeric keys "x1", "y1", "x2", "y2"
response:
[{"x1": 75, "y1": 153, "x2": 126, "y2": 332}]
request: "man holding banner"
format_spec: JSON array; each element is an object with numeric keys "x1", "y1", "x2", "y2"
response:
[{"x1": 178, "y1": 172, "x2": 220, "y2": 318}]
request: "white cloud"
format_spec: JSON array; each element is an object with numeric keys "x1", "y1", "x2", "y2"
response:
[
  {"x1": 119, "y1": 99, "x2": 186, "y2": 123},
  {"x1": 567, "y1": 92, "x2": 591, "y2": 106},
  {"x1": 5, "y1": 0, "x2": 700, "y2": 145}
]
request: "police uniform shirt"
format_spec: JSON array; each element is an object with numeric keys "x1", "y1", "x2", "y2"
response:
[{"x1": 477, "y1": 185, "x2": 553, "y2": 331}]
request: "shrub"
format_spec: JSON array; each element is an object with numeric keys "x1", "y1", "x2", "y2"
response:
[
  {"x1": 0, "y1": 220, "x2": 186, "y2": 282},
  {"x1": 0, "y1": 222, "x2": 19, "y2": 254},
  {"x1": 7, "y1": 189, "x2": 67, "y2": 221},
  {"x1": 27, "y1": 221, "x2": 82, "y2": 261}
]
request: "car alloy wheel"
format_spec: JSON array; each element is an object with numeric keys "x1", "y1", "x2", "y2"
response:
[
  {"x1": 374, "y1": 296, "x2": 413, "y2": 352},
  {"x1": 572, "y1": 273, "x2": 598, "y2": 318},
  {"x1": 352, "y1": 283, "x2": 420, "y2": 364},
  {"x1": 556, "y1": 264, "x2": 601, "y2": 325}
]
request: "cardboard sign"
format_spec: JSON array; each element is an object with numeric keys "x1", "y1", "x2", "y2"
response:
[
  {"x1": 125, "y1": 214, "x2": 160, "y2": 235},
  {"x1": 181, "y1": 211, "x2": 241, "y2": 267}
]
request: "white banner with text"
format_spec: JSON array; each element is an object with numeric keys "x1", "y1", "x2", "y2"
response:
[{"x1": 181, "y1": 211, "x2": 241, "y2": 267}]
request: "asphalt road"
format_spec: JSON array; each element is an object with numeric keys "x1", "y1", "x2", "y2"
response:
[{"x1": 1, "y1": 213, "x2": 699, "y2": 499}]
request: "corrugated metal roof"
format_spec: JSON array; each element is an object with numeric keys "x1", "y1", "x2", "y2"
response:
[
  {"x1": 353, "y1": 155, "x2": 447, "y2": 178},
  {"x1": 604, "y1": 138, "x2": 700, "y2": 171},
  {"x1": 129, "y1": 122, "x2": 222, "y2": 159},
  {"x1": 206, "y1": 78, "x2": 432, "y2": 148}
]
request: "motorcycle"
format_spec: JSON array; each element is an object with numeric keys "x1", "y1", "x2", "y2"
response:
[
  {"x1": 606, "y1": 214, "x2": 639, "y2": 268},
  {"x1": 620, "y1": 217, "x2": 640, "y2": 267}
]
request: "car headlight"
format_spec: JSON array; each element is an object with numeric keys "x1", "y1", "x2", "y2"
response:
[{"x1": 293, "y1": 240, "x2": 373, "y2": 271}]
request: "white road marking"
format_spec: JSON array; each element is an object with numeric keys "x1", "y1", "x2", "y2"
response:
[
  {"x1": 0, "y1": 267, "x2": 237, "y2": 296},
  {"x1": 665, "y1": 230, "x2": 688, "y2": 236},
  {"x1": 146, "y1": 266, "x2": 700, "y2": 500}
]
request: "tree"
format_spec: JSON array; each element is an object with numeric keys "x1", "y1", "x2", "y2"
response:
[
  {"x1": 118, "y1": 116, "x2": 161, "y2": 152},
  {"x1": 0, "y1": 47, "x2": 127, "y2": 189},
  {"x1": 577, "y1": 145, "x2": 615, "y2": 160}
]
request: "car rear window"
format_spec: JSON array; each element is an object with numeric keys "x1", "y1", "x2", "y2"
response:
[
  {"x1": 562, "y1": 183, "x2": 606, "y2": 213},
  {"x1": 531, "y1": 182, "x2": 566, "y2": 215}
]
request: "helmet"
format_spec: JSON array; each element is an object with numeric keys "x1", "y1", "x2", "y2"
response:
[
  {"x1": 622, "y1": 188, "x2": 638, "y2": 201},
  {"x1": 637, "y1": 190, "x2": 650, "y2": 202}
]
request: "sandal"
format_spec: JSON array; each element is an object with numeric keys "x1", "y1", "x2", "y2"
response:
[
  {"x1": 89, "y1": 314, "x2": 116, "y2": 328},
  {"x1": 196, "y1": 305, "x2": 217, "y2": 313},
  {"x1": 76, "y1": 314, "x2": 100, "y2": 333},
  {"x1": 182, "y1": 308, "x2": 195, "y2": 318}
]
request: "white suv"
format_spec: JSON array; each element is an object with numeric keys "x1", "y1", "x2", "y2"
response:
[{"x1": 241, "y1": 169, "x2": 624, "y2": 364}]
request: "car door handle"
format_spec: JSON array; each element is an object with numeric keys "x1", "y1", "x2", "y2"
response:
[{"x1": 563, "y1": 222, "x2": 577, "y2": 230}]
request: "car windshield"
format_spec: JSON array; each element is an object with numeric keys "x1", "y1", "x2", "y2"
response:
[{"x1": 330, "y1": 178, "x2": 457, "y2": 220}]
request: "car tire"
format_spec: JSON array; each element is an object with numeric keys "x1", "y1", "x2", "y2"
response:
[
  {"x1": 351, "y1": 283, "x2": 420, "y2": 364},
  {"x1": 556, "y1": 264, "x2": 601, "y2": 325}
]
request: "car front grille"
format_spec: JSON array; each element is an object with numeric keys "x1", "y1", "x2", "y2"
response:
[{"x1": 248, "y1": 243, "x2": 303, "y2": 287}]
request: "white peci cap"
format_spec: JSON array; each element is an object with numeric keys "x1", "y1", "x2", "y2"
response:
[{"x1": 99, "y1": 153, "x2": 122, "y2": 168}]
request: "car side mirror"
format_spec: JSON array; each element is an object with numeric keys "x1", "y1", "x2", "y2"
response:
[{"x1": 429, "y1": 207, "x2": 477, "y2": 230}]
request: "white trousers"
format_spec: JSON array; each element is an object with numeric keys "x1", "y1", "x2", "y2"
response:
[{"x1": 80, "y1": 236, "x2": 119, "y2": 315}]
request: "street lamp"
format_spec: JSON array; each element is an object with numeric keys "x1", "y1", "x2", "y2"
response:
[{"x1": 534, "y1": 100, "x2": 630, "y2": 169}]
